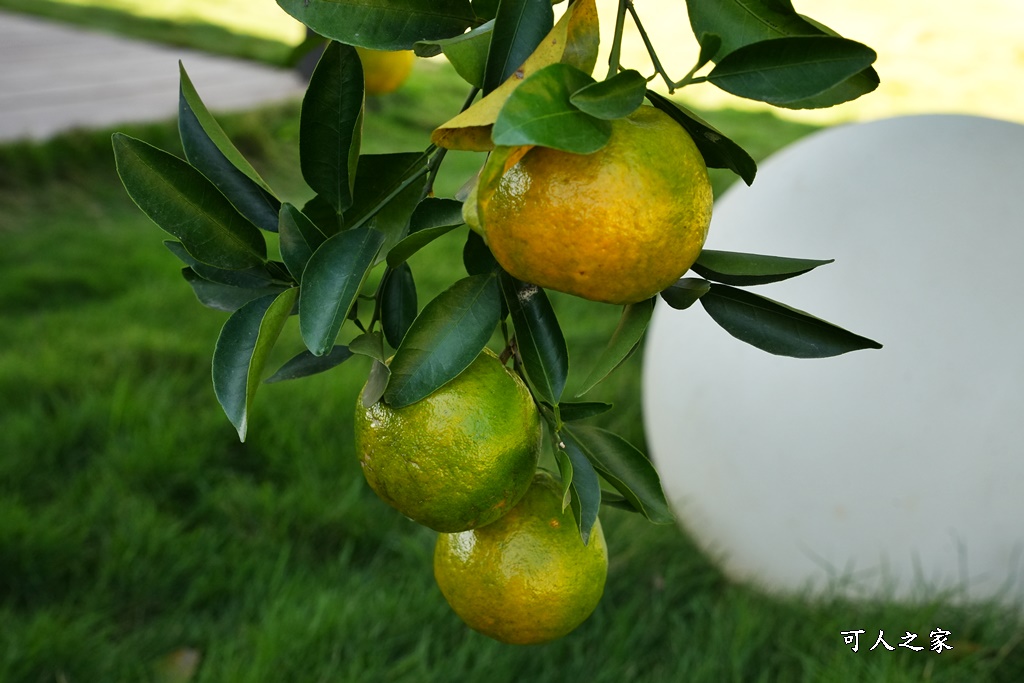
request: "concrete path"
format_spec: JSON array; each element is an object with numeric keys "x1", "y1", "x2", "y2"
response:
[{"x1": 0, "y1": 11, "x2": 305, "y2": 142}]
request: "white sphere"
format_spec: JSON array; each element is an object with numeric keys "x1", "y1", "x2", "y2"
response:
[{"x1": 643, "y1": 115, "x2": 1024, "y2": 604}]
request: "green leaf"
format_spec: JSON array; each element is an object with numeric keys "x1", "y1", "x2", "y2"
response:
[
  {"x1": 348, "y1": 330, "x2": 387, "y2": 361},
  {"x1": 555, "y1": 401, "x2": 612, "y2": 422},
  {"x1": 700, "y1": 284, "x2": 883, "y2": 358},
  {"x1": 299, "y1": 226, "x2": 385, "y2": 356},
  {"x1": 212, "y1": 288, "x2": 298, "y2": 441},
  {"x1": 386, "y1": 197, "x2": 465, "y2": 267},
  {"x1": 264, "y1": 345, "x2": 354, "y2": 383},
  {"x1": 645, "y1": 91, "x2": 756, "y2": 186},
  {"x1": 692, "y1": 249, "x2": 834, "y2": 286},
  {"x1": 277, "y1": 0, "x2": 475, "y2": 51},
  {"x1": 563, "y1": 425, "x2": 673, "y2": 524},
  {"x1": 463, "y1": 229, "x2": 500, "y2": 276},
  {"x1": 302, "y1": 194, "x2": 345, "y2": 236},
  {"x1": 112, "y1": 134, "x2": 267, "y2": 269},
  {"x1": 344, "y1": 152, "x2": 430, "y2": 256},
  {"x1": 492, "y1": 63, "x2": 610, "y2": 153},
  {"x1": 685, "y1": 0, "x2": 878, "y2": 108},
  {"x1": 472, "y1": 0, "x2": 500, "y2": 22},
  {"x1": 559, "y1": 431, "x2": 603, "y2": 544},
  {"x1": 483, "y1": 0, "x2": 553, "y2": 95},
  {"x1": 278, "y1": 203, "x2": 329, "y2": 281},
  {"x1": 164, "y1": 241, "x2": 277, "y2": 289},
  {"x1": 181, "y1": 268, "x2": 286, "y2": 313},
  {"x1": 695, "y1": 32, "x2": 722, "y2": 72},
  {"x1": 301, "y1": 41, "x2": 364, "y2": 215},
  {"x1": 553, "y1": 448, "x2": 574, "y2": 511},
  {"x1": 178, "y1": 63, "x2": 280, "y2": 232},
  {"x1": 569, "y1": 69, "x2": 646, "y2": 120},
  {"x1": 384, "y1": 273, "x2": 501, "y2": 408},
  {"x1": 659, "y1": 277, "x2": 710, "y2": 310},
  {"x1": 500, "y1": 273, "x2": 567, "y2": 405},
  {"x1": 362, "y1": 359, "x2": 392, "y2": 408},
  {"x1": 687, "y1": 0, "x2": 818, "y2": 58},
  {"x1": 381, "y1": 262, "x2": 418, "y2": 348},
  {"x1": 415, "y1": 19, "x2": 493, "y2": 87},
  {"x1": 707, "y1": 36, "x2": 876, "y2": 106},
  {"x1": 575, "y1": 297, "x2": 654, "y2": 397}
]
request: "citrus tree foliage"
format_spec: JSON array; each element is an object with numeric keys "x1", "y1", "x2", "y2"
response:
[{"x1": 112, "y1": 0, "x2": 881, "y2": 543}]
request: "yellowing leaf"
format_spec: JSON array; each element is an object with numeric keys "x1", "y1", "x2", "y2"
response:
[{"x1": 431, "y1": 0, "x2": 599, "y2": 151}]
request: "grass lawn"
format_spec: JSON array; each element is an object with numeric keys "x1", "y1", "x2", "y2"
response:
[{"x1": 1, "y1": 3, "x2": 1024, "y2": 682}]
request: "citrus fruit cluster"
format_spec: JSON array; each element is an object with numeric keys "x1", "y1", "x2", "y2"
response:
[
  {"x1": 353, "y1": 106, "x2": 713, "y2": 643},
  {"x1": 354, "y1": 349, "x2": 609, "y2": 644}
]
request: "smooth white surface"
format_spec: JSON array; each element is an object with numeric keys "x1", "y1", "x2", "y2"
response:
[{"x1": 643, "y1": 115, "x2": 1024, "y2": 604}]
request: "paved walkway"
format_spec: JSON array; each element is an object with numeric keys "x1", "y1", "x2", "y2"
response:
[{"x1": 0, "y1": 11, "x2": 306, "y2": 142}]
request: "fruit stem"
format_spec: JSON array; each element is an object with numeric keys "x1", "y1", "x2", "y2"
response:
[
  {"x1": 626, "y1": 2, "x2": 675, "y2": 93},
  {"x1": 605, "y1": 0, "x2": 628, "y2": 80}
]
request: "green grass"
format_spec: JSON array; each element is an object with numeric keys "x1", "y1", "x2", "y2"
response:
[{"x1": 2, "y1": 62, "x2": 1023, "y2": 680}]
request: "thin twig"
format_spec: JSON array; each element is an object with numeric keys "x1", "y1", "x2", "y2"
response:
[{"x1": 626, "y1": 2, "x2": 676, "y2": 92}]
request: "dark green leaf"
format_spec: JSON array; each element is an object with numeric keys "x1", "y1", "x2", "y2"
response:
[
  {"x1": 264, "y1": 345, "x2": 354, "y2": 383},
  {"x1": 700, "y1": 283, "x2": 882, "y2": 358},
  {"x1": 555, "y1": 401, "x2": 612, "y2": 422},
  {"x1": 553, "y1": 449, "x2": 574, "y2": 511},
  {"x1": 178, "y1": 63, "x2": 280, "y2": 232},
  {"x1": 575, "y1": 297, "x2": 654, "y2": 397},
  {"x1": 492, "y1": 63, "x2": 610, "y2": 153},
  {"x1": 381, "y1": 263, "x2": 418, "y2": 348},
  {"x1": 559, "y1": 433, "x2": 602, "y2": 544},
  {"x1": 212, "y1": 288, "x2": 298, "y2": 441},
  {"x1": 301, "y1": 41, "x2": 364, "y2": 214},
  {"x1": 344, "y1": 152, "x2": 429, "y2": 256},
  {"x1": 483, "y1": 0, "x2": 553, "y2": 94},
  {"x1": 415, "y1": 19, "x2": 493, "y2": 87},
  {"x1": 348, "y1": 330, "x2": 387, "y2": 361},
  {"x1": 563, "y1": 425, "x2": 673, "y2": 524},
  {"x1": 362, "y1": 359, "x2": 392, "y2": 408},
  {"x1": 707, "y1": 36, "x2": 876, "y2": 105},
  {"x1": 181, "y1": 268, "x2": 285, "y2": 312},
  {"x1": 302, "y1": 194, "x2": 344, "y2": 236},
  {"x1": 164, "y1": 241, "x2": 276, "y2": 289},
  {"x1": 645, "y1": 91, "x2": 756, "y2": 186},
  {"x1": 686, "y1": 0, "x2": 878, "y2": 108},
  {"x1": 471, "y1": 0, "x2": 500, "y2": 22},
  {"x1": 569, "y1": 69, "x2": 646, "y2": 120},
  {"x1": 500, "y1": 273, "x2": 567, "y2": 405},
  {"x1": 659, "y1": 277, "x2": 710, "y2": 310},
  {"x1": 384, "y1": 273, "x2": 501, "y2": 408},
  {"x1": 278, "y1": 202, "x2": 329, "y2": 281},
  {"x1": 463, "y1": 229, "x2": 500, "y2": 276},
  {"x1": 112, "y1": 134, "x2": 266, "y2": 269},
  {"x1": 695, "y1": 33, "x2": 722, "y2": 72},
  {"x1": 277, "y1": 0, "x2": 475, "y2": 51},
  {"x1": 299, "y1": 225, "x2": 385, "y2": 356},
  {"x1": 599, "y1": 490, "x2": 643, "y2": 513},
  {"x1": 692, "y1": 249, "x2": 834, "y2": 286},
  {"x1": 386, "y1": 197, "x2": 465, "y2": 267}
]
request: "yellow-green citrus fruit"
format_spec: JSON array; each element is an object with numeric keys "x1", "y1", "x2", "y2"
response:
[
  {"x1": 354, "y1": 348, "x2": 542, "y2": 533},
  {"x1": 355, "y1": 47, "x2": 415, "y2": 95},
  {"x1": 476, "y1": 105, "x2": 713, "y2": 305},
  {"x1": 434, "y1": 472, "x2": 608, "y2": 644}
]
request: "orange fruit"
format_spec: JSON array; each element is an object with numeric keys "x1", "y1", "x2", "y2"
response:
[
  {"x1": 354, "y1": 348, "x2": 541, "y2": 532},
  {"x1": 355, "y1": 47, "x2": 415, "y2": 95},
  {"x1": 472, "y1": 105, "x2": 713, "y2": 305},
  {"x1": 434, "y1": 472, "x2": 608, "y2": 644}
]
